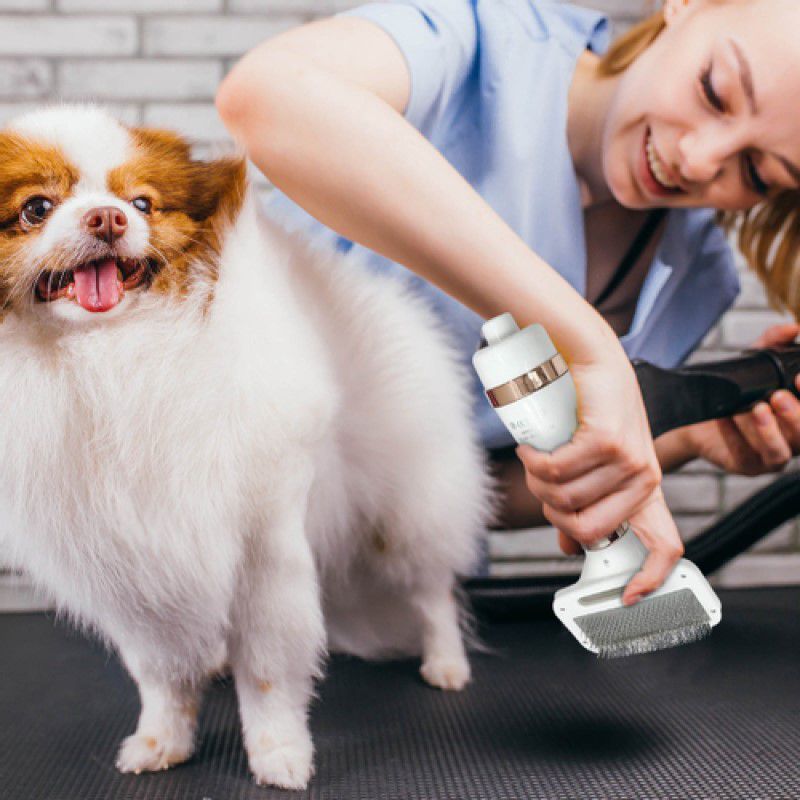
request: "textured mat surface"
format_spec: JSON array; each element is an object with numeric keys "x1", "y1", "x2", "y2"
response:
[{"x1": 1, "y1": 587, "x2": 798, "y2": 800}]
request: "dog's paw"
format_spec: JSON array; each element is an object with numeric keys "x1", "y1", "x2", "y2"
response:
[
  {"x1": 248, "y1": 731, "x2": 314, "y2": 790},
  {"x1": 420, "y1": 654, "x2": 471, "y2": 691},
  {"x1": 116, "y1": 730, "x2": 194, "y2": 775}
]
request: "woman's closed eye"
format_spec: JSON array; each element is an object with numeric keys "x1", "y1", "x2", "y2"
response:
[
  {"x1": 700, "y1": 62, "x2": 770, "y2": 197},
  {"x1": 743, "y1": 153, "x2": 770, "y2": 197}
]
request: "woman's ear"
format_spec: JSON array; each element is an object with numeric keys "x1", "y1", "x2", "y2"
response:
[{"x1": 663, "y1": 0, "x2": 695, "y2": 27}]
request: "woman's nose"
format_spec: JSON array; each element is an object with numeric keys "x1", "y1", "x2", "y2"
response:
[{"x1": 676, "y1": 130, "x2": 727, "y2": 185}]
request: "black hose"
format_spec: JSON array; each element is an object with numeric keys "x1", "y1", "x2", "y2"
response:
[
  {"x1": 636, "y1": 346, "x2": 800, "y2": 438},
  {"x1": 683, "y1": 470, "x2": 800, "y2": 574}
]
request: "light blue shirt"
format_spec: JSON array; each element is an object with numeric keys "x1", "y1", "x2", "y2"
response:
[{"x1": 265, "y1": 0, "x2": 740, "y2": 449}]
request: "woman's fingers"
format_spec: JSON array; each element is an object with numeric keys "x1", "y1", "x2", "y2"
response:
[
  {"x1": 714, "y1": 416, "x2": 758, "y2": 468},
  {"x1": 514, "y1": 439, "x2": 607, "y2": 485},
  {"x1": 743, "y1": 325, "x2": 800, "y2": 468},
  {"x1": 546, "y1": 489, "x2": 684, "y2": 604},
  {"x1": 521, "y1": 459, "x2": 630, "y2": 514},
  {"x1": 770, "y1": 387, "x2": 800, "y2": 452},
  {"x1": 557, "y1": 530, "x2": 583, "y2": 555},
  {"x1": 515, "y1": 427, "x2": 650, "y2": 493},
  {"x1": 540, "y1": 476, "x2": 660, "y2": 549},
  {"x1": 621, "y1": 493, "x2": 685, "y2": 604},
  {"x1": 733, "y1": 403, "x2": 793, "y2": 471},
  {"x1": 751, "y1": 322, "x2": 800, "y2": 349}
]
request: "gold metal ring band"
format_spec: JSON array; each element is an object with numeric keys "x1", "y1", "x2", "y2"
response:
[{"x1": 485, "y1": 353, "x2": 569, "y2": 408}]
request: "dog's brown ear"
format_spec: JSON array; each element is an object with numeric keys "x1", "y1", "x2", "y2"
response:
[
  {"x1": 121, "y1": 125, "x2": 248, "y2": 259},
  {"x1": 119, "y1": 126, "x2": 198, "y2": 207},
  {"x1": 124, "y1": 127, "x2": 247, "y2": 221},
  {"x1": 129, "y1": 127, "x2": 193, "y2": 165},
  {"x1": 189, "y1": 156, "x2": 248, "y2": 226},
  {"x1": 0, "y1": 131, "x2": 22, "y2": 162}
]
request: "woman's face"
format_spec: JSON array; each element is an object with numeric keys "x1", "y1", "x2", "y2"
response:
[{"x1": 603, "y1": 0, "x2": 800, "y2": 211}]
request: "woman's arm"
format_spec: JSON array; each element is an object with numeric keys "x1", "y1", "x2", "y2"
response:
[
  {"x1": 217, "y1": 17, "x2": 610, "y2": 355},
  {"x1": 216, "y1": 15, "x2": 683, "y2": 604}
]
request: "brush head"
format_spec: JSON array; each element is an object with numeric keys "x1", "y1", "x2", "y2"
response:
[
  {"x1": 574, "y1": 588, "x2": 712, "y2": 658},
  {"x1": 553, "y1": 533, "x2": 722, "y2": 657}
]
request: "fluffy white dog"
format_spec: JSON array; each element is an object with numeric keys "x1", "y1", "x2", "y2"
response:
[{"x1": 0, "y1": 106, "x2": 495, "y2": 789}]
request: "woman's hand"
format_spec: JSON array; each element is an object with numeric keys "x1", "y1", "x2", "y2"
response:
[
  {"x1": 515, "y1": 349, "x2": 685, "y2": 606},
  {"x1": 678, "y1": 323, "x2": 800, "y2": 474}
]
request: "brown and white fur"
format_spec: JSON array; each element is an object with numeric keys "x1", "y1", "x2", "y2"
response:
[{"x1": 0, "y1": 106, "x2": 495, "y2": 789}]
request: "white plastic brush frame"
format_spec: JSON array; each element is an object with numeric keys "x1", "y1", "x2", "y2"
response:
[{"x1": 553, "y1": 529, "x2": 722, "y2": 653}]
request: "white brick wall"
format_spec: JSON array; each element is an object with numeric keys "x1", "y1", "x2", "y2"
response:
[
  {"x1": 0, "y1": 59, "x2": 51, "y2": 96},
  {"x1": 0, "y1": 0, "x2": 796, "y2": 605},
  {"x1": 143, "y1": 16, "x2": 295, "y2": 56},
  {"x1": 59, "y1": 60, "x2": 224, "y2": 101},
  {"x1": 59, "y1": 0, "x2": 223, "y2": 11},
  {"x1": 0, "y1": 15, "x2": 137, "y2": 56},
  {"x1": 0, "y1": 0, "x2": 50, "y2": 10}
]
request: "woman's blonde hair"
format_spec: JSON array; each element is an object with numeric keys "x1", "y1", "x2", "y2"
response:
[{"x1": 598, "y1": 11, "x2": 800, "y2": 319}]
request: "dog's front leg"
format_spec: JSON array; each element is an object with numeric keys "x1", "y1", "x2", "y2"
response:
[
  {"x1": 229, "y1": 456, "x2": 325, "y2": 790},
  {"x1": 115, "y1": 647, "x2": 202, "y2": 774}
]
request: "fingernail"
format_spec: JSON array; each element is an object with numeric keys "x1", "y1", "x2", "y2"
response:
[
  {"x1": 754, "y1": 403, "x2": 771, "y2": 425},
  {"x1": 624, "y1": 593, "x2": 642, "y2": 606},
  {"x1": 773, "y1": 392, "x2": 793, "y2": 413}
]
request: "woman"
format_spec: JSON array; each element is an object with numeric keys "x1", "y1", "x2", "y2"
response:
[{"x1": 216, "y1": 0, "x2": 800, "y2": 603}]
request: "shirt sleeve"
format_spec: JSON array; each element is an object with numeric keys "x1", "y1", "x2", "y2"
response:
[{"x1": 338, "y1": 1, "x2": 479, "y2": 131}]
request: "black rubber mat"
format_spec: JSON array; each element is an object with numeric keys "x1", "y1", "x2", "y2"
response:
[{"x1": 1, "y1": 587, "x2": 798, "y2": 800}]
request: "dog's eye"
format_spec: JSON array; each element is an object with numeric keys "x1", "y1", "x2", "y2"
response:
[
  {"x1": 132, "y1": 196, "x2": 153, "y2": 215},
  {"x1": 20, "y1": 196, "x2": 54, "y2": 228}
]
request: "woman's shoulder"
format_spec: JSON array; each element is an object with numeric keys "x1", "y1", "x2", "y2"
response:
[
  {"x1": 498, "y1": 0, "x2": 610, "y2": 53},
  {"x1": 453, "y1": 0, "x2": 610, "y2": 54},
  {"x1": 342, "y1": 1, "x2": 610, "y2": 54}
]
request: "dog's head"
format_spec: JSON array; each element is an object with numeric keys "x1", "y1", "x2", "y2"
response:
[{"x1": 0, "y1": 105, "x2": 247, "y2": 323}]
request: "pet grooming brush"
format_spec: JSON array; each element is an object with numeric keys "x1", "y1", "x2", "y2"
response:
[{"x1": 473, "y1": 313, "x2": 721, "y2": 657}]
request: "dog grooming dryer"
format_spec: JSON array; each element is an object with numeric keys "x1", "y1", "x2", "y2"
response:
[{"x1": 473, "y1": 313, "x2": 721, "y2": 657}]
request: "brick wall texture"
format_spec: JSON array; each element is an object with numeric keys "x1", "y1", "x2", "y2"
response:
[{"x1": 0, "y1": 0, "x2": 796, "y2": 590}]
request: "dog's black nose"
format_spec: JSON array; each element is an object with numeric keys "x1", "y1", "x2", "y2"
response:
[{"x1": 81, "y1": 206, "x2": 127, "y2": 244}]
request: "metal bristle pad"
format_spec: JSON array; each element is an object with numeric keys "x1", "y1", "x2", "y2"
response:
[{"x1": 574, "y1": 588, "x2": 712, "y2": 659}]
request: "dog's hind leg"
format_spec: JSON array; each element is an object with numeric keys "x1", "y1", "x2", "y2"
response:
[
  {"x1": 365, "y1": 420, "x2": 494, "y2": 689},
  {"x1": 410, "y1": 579, "x2": 472, "y2": 691},
  {"x1": 228, "y1": 454, "x2": 325, "y2": 791}
]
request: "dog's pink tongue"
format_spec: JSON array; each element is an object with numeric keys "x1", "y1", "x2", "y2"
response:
[{"x1": 73, "y1": 258, "x2": 120, "y2": 312}]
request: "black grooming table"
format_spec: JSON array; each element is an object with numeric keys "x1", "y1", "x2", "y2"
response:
[{"x1": 1, "y1": 587, "x2": 798, "y2": 800}]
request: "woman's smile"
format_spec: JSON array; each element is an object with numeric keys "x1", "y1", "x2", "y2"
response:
[{"x1": 639, "y1": 126, "x2": 684, "y2": 197}]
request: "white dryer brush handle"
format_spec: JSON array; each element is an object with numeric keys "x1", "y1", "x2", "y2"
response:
[
  {"x1": 473, "y1": 313, "x2": 627, "y2": 551},
  {"x1": 474, "y1": 314, "x2": 722, "y2": 656}
]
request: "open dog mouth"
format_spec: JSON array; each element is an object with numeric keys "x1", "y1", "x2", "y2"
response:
[{"x1": 35, "y1": 257, "x2": 151, "y2": 312}]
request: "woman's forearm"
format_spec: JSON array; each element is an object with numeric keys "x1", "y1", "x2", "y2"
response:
[{"x1": 216, "y1": 41, "x2": 618, "y2": 364}]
